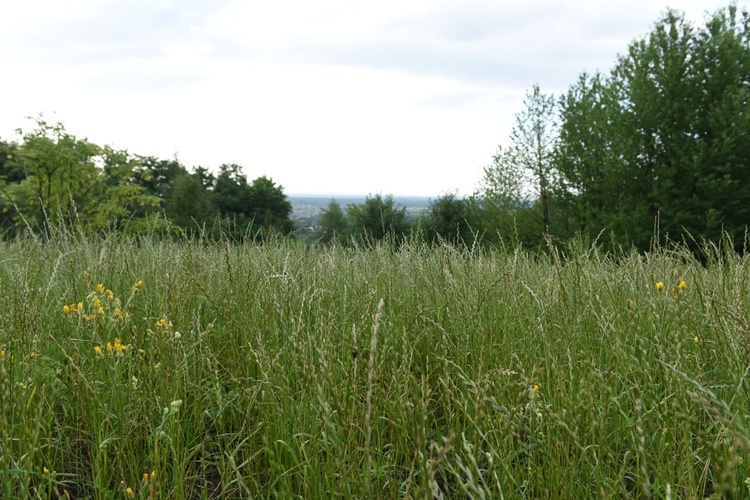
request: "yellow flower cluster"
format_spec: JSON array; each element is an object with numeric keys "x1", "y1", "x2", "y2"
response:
[
  {"x1": 155, "y1": 318, "x2": 173, "y2": 329},
  {"x1": 62, "y1": 302, "x2": 85, "y2": 316},
  {"x1": 95, "y1": 338, "x2": 129, "y2": 356},
  {"x1": 64, "y1": 281, "x2": 139, "y2": 322},
  {"x1": 655, "y1": 280, "x2": 687, "y2": 293}
]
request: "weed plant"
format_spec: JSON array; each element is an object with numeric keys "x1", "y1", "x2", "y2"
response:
[{"x1": 0, "y1": 231, "x2": 749, "y2": 498}]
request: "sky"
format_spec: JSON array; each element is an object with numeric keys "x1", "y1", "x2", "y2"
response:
[{"x1": 0, "y1": 0, "x2": 742, "y2": 197}]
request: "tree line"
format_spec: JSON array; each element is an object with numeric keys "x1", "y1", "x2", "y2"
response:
[
  {"x1": 0, "y1": 118, "x2": 294, "y2": 241},
  {"x1": 1, "y1": 5, "x2": 748, "y2": 250},
  {"x1": 317, "y1": 5, "x2": 750, "y2": 251},
  {"x1": 476, "y1": 4, "x2": 750, "y2": 252}
]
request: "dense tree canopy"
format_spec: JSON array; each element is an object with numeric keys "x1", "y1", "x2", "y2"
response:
[
  {"x1": 481, "y1": 5, "x2": 750, "y2": 251},
  {"x1": 0, "y1": 118, "x2": 294, "y2": 240}
]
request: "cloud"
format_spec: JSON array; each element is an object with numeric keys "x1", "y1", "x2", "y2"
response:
[
  {"x1": 4, "y1": 0, "x2": 232, "y2": 65},
  {"x1": 84, "y1": 70, "x2": 210, "y2": 91}
]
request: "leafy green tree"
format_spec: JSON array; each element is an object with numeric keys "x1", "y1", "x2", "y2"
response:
[
  {"x1": 9, "y1": 119, "x2": 102, "y2": 231},
  {"x1": 192, "y1": 166, "x2": 215, "y2": 190},
  {"x1": 346, "y1": 194, "x2": 408, "y2": 244},
  {"x1": 688, "y1": 5, "x2": 750, "y2": 247},
  {"x1": 246, "y1": 176, "x2": 294, "y2": 234},
  {"x1": 212, "y1": 164, "x2": 293, "y2": 239},
  {"x1": 423, "y1": 193, "x2": 474, "y2": 245},
  {"x1": 479, "y1": 85, "x2": 559, "y2": 246},
  {"x1": 133, "y1": 156, "x2": 188, "y2": 199},
  {"x1": 3, "y1": 118, "x2": 159, "y2": 235},
  {"x1": 511, "y1": 85, "x2": 559, "y2": 232},
  {"x1": 555, "y1": 6, "x2": 750, "y2": 250},
  {"x1": 318, "y1": 199, "x2": 347, "y2": 243},
  {"x1": 477, "y1": 145, "x2": 537, "y2": 245},
  {"x1": 556, "y1": 72, "x2": 624, "y2": 239},
  {"x1": 0, "y1": 139, "x2": 23, "y2": 235},
  {"x1": 164, "y1": 172, "x2": 216, "y2": 234}
]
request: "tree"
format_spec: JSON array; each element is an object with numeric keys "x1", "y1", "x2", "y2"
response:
[
  {"x1": 346, "y1": 194, "x2": 408, "y2": 244},
  {"x1": 477, "y1": 145, "x2": 536, "y2": 245},
  {"x1": 0, "y1": 139, "x2": 23, "y2": 235},
  {"x1": 511, "y1": 85, "x2": 559, "y2": 232},
  {"x1": 211, "y1": 164, "x2": 293, "y2": 239},
  {"x1": 3, "y1": 118, "x2": 159, "y2": 235},
  {"x1": 554, "y1": 6, "x2": 750, "y2": 250},
  {"x1": 164, "y1": 172, "x2": 216, "y2": 234},
  {"x1": 480, "y1": 85, "x2": 558, "y2": 243},
  {"x1": 246, "y1": 176, "x2": 294, "y2": 234},
  {"x1": 556, "y1": 72, "x2": 624, "y2": 239},
  {"x1": 424, "y1": 193, "x2": 474, "y2": 246},
  {"x1": 318, "y1": 199, "x2": 347, "y2": 243}
]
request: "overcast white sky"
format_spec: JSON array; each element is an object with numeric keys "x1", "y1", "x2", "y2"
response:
[{"x1": 0, "y1": 0, "x2": 741, "y2": 196}]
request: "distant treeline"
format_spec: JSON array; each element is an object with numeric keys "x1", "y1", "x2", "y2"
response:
[{"x1": 1, "y1": 5, "x2": 749, "y2": 250}]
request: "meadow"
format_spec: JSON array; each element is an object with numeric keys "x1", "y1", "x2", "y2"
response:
[{"x1": 1, "y1": 232, "x2": 749, "y2": 498}]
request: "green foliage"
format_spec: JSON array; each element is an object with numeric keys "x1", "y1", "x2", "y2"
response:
[
  {"x1": 0, "y1": 139, "x2": 24, "y2": 236},
  {"x1": 246, "y1": 176, "x2": 294, "y2": 234},
  {"x1": 317, "y1": 199, "x2": 346, "y2": 243},
  {"x1": 164, "y1": 173, "x2": 216, "y2": 234},
  {"x1": 555, "y1": 6, "x2": 750, "y2": 250},
  {"x1": 211, "y1": 164, "x2": 293, "y2": 240},
  {"x1": 511, "y1": 85, "x2": 558, "y2": 231},
  {"x1": 478, "y1": 146, "x2": 539, "y2": 246},
  {"x1": 423, "y1": 193, "x2": 475, "y2": 246},
  {"x1": 346, "y1": 194, "x2": 409, "y2": 245},
  {"x1": 2, "y1": 118, "x2": 160, "y2": 235},
  {"x1": 0, "y1": 120, "x2": 296, "y2": 241}
]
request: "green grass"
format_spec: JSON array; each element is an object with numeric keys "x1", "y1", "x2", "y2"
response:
[{"x1": 1, "y1": 233, "x2": 749, "y2": 498}]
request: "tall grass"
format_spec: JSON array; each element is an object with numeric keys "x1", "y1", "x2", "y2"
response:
[{"x1": 0, "y1": 232, "x2": 749, "y2": 498}]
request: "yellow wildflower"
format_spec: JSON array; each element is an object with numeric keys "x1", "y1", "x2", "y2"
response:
[
  {"x1": 135, "y1": 280, "x2": 143, "y2": 290},
  {"x1": 96, "y1": 283, "x2": 104, "y2": 294},
  {"x1": 656, "y1": 281, "x2": 664, "y2": 292},
  {"x1": 93, "y1": 299, "x2": 100, "y2": 308},
  {"x1": 679, "y1": 280, "x2": 687, "y2": 290},
  {"x1": 113, "y1": 338, "x2": 126, "y2": 355},
  {"x1": 694, "y1": 336, "x2": 700, "y2": 344},
  {"x1": 142, "y1": 472, "x2": 149, "y2": 482},
  {"x1": 125, "y1": 487, "x2": 133, "y2": 496},
  {"x1": 43, "y1": 467, "x2": 50, "y2": 475},
  {"x1": 0, "y1": 350, "x2": 5, "y2": 358},
  {"x1": 533, "y1": 384, "x2": 540, "y2": 392},
  {"x1": 98, "y1": 306, "x2": 104, "y2": 315},
  {"x1": 77, "y1": 302, "x2": 83, "y2": 311},
  {"x1": 106, "y1": 342, "x2": 113, "y2": 353},
  {"x1": 94, "y1": 346, "x2": 103, "y2": 356},
  {"x1": 156, "y1": 318, "x2": 172, "y2": 329},
  {"x1": 62, "y1": 305, "x2": 70, "y2": 315},
  {"x1": 107, "y1": 290, "x2": 114, "y2": 300},
  {"x1": 672, "y1": 287, "x2": 678, "y2": 296}
]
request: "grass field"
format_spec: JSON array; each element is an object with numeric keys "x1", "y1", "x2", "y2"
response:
[{"x1": 1, "y1": 233, "x2": 749, "y2": 498}]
